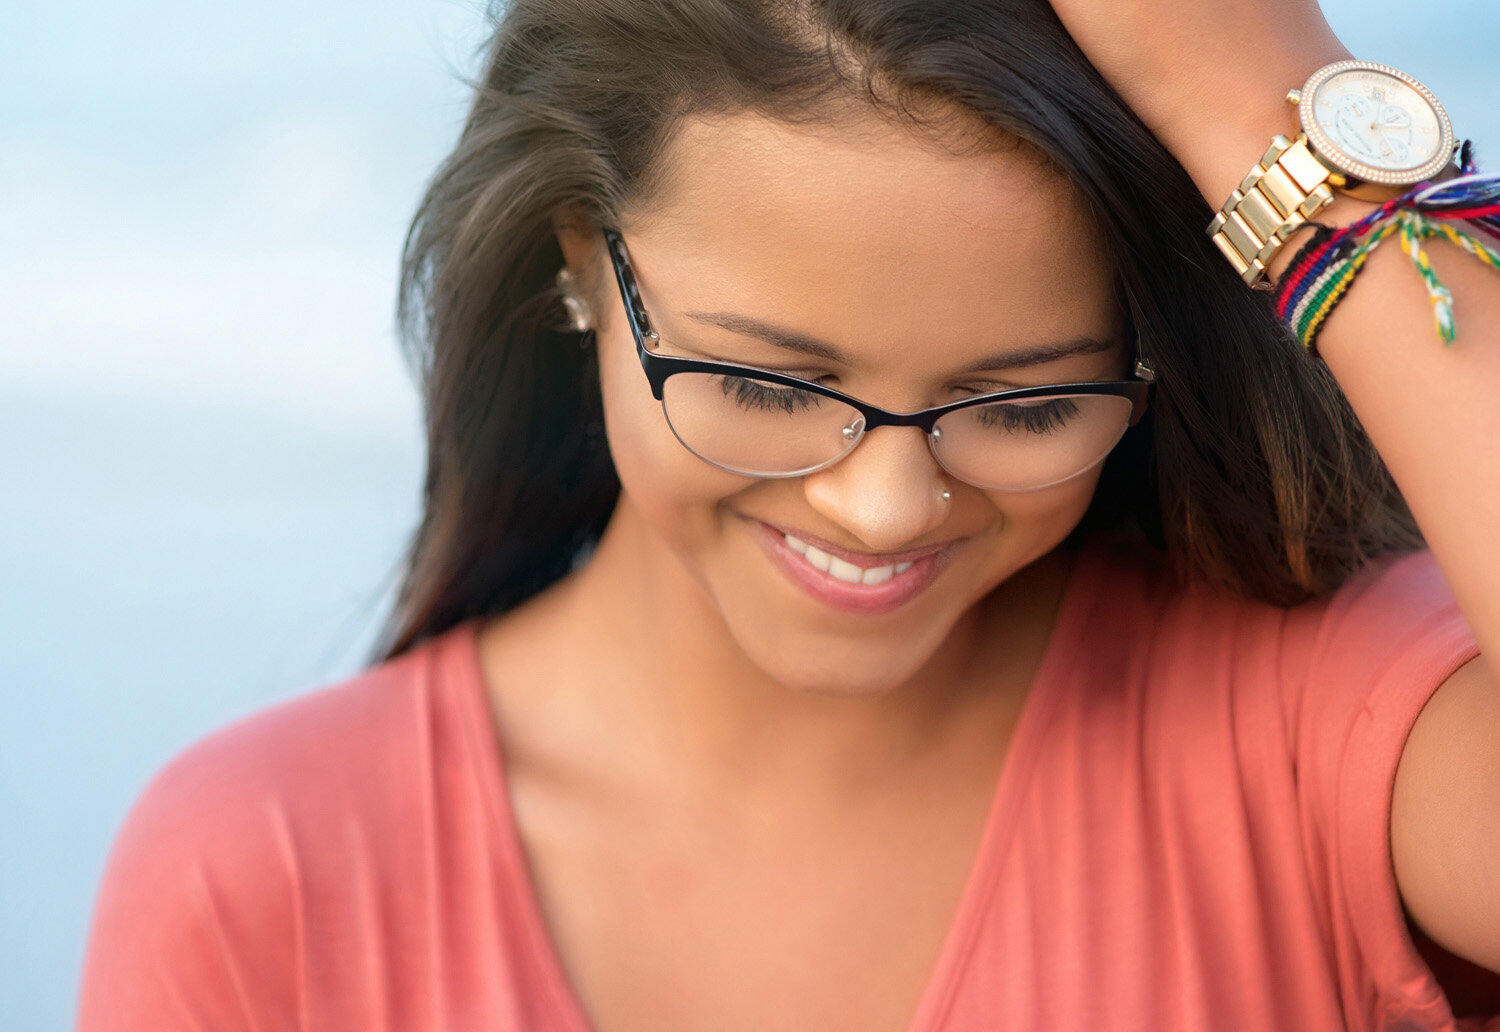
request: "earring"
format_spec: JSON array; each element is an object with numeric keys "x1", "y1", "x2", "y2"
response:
[{"x1": 556, "y1": 267, "x2": 592, "y2": 333}]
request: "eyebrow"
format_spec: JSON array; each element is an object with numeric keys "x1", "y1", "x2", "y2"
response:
[{"x1": 682, "y1": 310, "x2": 1118, "y2": 372}]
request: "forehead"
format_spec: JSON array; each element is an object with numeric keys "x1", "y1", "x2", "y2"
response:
[{"x1": 621, "y1": 106, "x2": 1119, "y2": 372}]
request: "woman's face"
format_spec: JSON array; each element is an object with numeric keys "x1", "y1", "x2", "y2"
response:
[{"x1": 561, "y1": 106, "x2": 1128, "y2": 696}]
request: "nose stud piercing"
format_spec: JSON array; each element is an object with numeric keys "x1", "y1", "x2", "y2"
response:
[
  {"x1": 556, "y1": 267, "x2": 592, "y2": 332},
  {"x1": 940, "y1": 490, "x2": 952, "y2": 501}
]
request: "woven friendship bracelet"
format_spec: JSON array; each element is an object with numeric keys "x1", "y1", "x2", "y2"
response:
[{"x1": 1272, "y1": 143, "x2": 1500, "y2": 352}]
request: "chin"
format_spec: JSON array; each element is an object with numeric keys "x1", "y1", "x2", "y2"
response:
[
  {"x1": 763, "y1": 664, "x2": 922, "y2": 698},
  {"x1": 733, "y1": 621, "x2": 953, "y2": 697}
]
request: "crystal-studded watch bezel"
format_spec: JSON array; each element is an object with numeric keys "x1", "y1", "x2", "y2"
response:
[{"x1": 1297, "y1": 60, "x2": 1454, "y2": 187}]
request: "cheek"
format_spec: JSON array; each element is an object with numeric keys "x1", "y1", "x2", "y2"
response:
[
  {"x1": 981, "y1": 465, "x2": 1103, "y2": 552},
  {"x1": 595, "y1": 325, "x2": 747, "y2": 528}
]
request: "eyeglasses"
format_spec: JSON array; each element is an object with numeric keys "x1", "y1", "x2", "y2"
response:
[{"x1": 602, "y1": 227, "x2": 1153, "y2": 492}]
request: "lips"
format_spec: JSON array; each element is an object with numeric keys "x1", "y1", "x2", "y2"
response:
[
  {"x1": 782, "y1": 532, "x2": 916, "y2": 585},
  {"x1": 750, "y1": 520, "x2": 954, "y2": 615}
]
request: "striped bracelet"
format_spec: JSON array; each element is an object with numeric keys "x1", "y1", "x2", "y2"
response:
[{"x1": 1272, "y1": 143, "x2": 1500, "y2": 352}]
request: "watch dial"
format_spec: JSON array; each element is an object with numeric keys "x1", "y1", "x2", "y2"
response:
[{"x1": 1311, "y1": 69, "x2": 1443, "y2": 172}]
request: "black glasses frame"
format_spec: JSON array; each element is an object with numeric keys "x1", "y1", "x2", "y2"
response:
[{"x1": 602, "y1": 225, "x2": 1151, "y2": 436}]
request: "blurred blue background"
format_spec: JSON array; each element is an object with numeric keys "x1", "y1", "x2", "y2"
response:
[{"x1": 2, "y1": 2, "x2": 1497, "y2": 1029}]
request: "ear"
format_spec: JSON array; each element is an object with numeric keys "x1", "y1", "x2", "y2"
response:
[{"x1": 551, "y1": 208, "x2": 601, "y2": 272}]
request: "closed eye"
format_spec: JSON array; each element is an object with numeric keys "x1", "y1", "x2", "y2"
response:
[
  {"x1": 970, "y1": 397, "x2": 1081, "y2": 433},
  {"x1": 716, "y1": 375, "x2": 823, "y2": 413}
]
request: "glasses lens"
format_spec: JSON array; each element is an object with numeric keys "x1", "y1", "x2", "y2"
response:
[
  {"x1": 660, "y1": 371, "x2": 863, "y2": 477},
  {"x1": 931, "y1": 393, "x2": 1134, "y2": 491}
]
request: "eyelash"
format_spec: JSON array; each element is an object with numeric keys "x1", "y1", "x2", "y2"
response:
[
  {"x1": 972, "y1": 398, "x2": 1081, "y2": 433},
  {"x1": 723, "y1": 367, "x2": 1026, "y2": 402},
  {"x1": 719, "y1": 375, "x2": 821, "y2": 413},
  {"x1": 686, "y1": 340, "x2": 1059, "y2": 402}
]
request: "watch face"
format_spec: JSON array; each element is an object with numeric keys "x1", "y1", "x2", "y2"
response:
[{"x1": 1300, "y1": 61, "x2": 1454, "y2": 185}]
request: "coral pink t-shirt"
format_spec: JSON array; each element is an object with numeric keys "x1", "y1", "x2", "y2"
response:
[{"x1": 78, "y1": 539, "x2": 1500, "y2": 1031}]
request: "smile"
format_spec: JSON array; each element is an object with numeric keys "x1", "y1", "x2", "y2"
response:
[
  {"x1": 750, "y1": 520, "x2": 953, "y2": 616},
  {"x1": 782, "y1": 533, "x2": 915, "y2": 585}
]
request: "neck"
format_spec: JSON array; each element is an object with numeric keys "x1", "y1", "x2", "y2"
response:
[{"x1": 548, "y1": 501, "x2": 1071, "y2": 809}]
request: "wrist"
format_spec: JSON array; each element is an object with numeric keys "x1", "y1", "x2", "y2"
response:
[
  {"x1": 1160, "y1": 45, "x2": 1354, "y2": 207},
  {"x1": 1199, "y1": 52, "x2": 1462, "y2": 290},
  {"x1": 1263, "y1": 194, "x2": 1381, "y2": 283}
]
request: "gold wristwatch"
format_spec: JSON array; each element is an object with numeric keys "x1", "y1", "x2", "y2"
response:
[{"x1": 1208, "y1": 59, "x2": 1456, "y2": 287}]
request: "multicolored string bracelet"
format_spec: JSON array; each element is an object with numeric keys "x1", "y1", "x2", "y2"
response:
[{"x1": 1272, "y1": 142, "x2": 1500, "y2": 352}]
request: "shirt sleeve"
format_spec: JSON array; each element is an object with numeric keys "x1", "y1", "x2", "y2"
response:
[
  {"x1": 76, "y1": 726, "x2": 303, "y2": 1032},
  {"x1": 1287, "y1": 550, "x2": 1497, "y2": 1031}
]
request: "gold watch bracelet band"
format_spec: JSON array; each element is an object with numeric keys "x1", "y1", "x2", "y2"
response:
[{"x1": 1207, "y1": 134, "x2": 1339, "y2": 288}]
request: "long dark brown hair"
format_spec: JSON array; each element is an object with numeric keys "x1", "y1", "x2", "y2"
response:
[{"x1": 376, "y1": 0, "x2": 1418, "y2": 660}]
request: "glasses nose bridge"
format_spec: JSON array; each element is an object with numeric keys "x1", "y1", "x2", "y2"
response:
[
  {"x1": 832, "y1": 407, "x2": 947, "y2": 477},
  {"x1": 852, "y1": 401, "x2": 941, "y2": 433},
  {"x1": 843, "y1": 400, "x2": 942, "y2": 447}
]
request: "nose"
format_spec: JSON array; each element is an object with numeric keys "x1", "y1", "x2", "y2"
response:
[{"x1": 801, "y1": 425, "x2": 951, "y2": 553}]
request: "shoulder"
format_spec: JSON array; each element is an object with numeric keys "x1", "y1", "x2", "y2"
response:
[
  {"x1": 1297, "y1": 549, "x2": 1468, "y2": 655},
  {"x1": 1272, "y1": 550, "x2": 1476, "y2": 750},
  {"x1": 1392, "y1": 651, "x2": 1500, "y2": 976},
  {"x1": 90, "y1": 629, "x2": 460, "y2": 905},
  {"x1": 1096, "y1": 542, "x2": 1471, "y2": 681},
  {"x1": 1278, "y1": 554, "x2": 1497, "y2": 1013},
  {"x1": 142, "y1": 630, "x2": 462, "y2": 821},
  {"x1": 123, "y1": 623, "x2": 485, "y2": 862},
  {"x1": 1308, "y1": 552, "x2": 1500, "y2": 993},
  {"x1": 78, "y1": 626, "x2": 482, "y2": 1028},
  {"x1": 1074, "y1": 543, "x2": 1475, "y2": 799},
  {"x1": 1128, "y1": 548, "x2": 1497, "y2": 1012}
]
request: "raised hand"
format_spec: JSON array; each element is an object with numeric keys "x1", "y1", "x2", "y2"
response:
[{"x1": 1043, "y1": 0, "x2": 1351, "y2": 203}]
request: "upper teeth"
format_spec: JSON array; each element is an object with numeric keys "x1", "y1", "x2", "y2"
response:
[{"x1": 783, "y1": 534, "x2": 915, "y2": 585}]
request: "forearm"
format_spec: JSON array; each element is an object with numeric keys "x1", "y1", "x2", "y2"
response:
[
  {"x1": 1183, "y1": 80, "x2": 1500, "y2": 678},
  {"x1": 1312, "y1": 216, "x2": 1500, "y2": 674}
]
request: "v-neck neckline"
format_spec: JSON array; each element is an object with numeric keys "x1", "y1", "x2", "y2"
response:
[{"x1": 450, "y1": 543, "x2": 1099, "y2": 1032}]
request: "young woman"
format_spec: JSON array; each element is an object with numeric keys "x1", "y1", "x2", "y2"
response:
[{"x1": 79, "y1": 0, "x2": 1500, "y2": 1029}]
